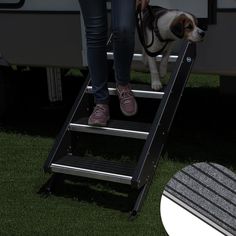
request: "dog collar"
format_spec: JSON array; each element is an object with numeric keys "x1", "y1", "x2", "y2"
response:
[{"x1": 136, "y1": 5, "x2": 173, "y2": 57}]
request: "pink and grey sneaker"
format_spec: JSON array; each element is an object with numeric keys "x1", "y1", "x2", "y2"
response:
[
  {"x1": 88, "y1": 104, "x2": 110, "y2": 126},
  {"x1": 116, "y1": 84, "x2": 138, "y2": 117}
]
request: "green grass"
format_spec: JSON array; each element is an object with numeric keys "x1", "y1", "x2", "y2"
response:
[
  {"x1": 131, "y1": 70, "x2": 220, "y2": 88},
  {"x1": 0, "y1": 132, "x2": 187, "y2": 235},
  {"x1": 0, "y1": 73, "x2": 235, "y2": 235}
]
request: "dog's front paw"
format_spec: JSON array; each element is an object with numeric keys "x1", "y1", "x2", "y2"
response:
[{"x1": 151, "y1": 81, "x2": 163, "y2": 91}]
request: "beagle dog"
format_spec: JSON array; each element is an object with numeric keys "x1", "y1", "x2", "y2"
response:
[{"x1": 140, "y1": 6, "x2": 205, "y2": 90}]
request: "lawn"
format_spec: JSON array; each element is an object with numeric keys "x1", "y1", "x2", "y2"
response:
[{"x1": 0, "y1": 72, "x2": 235, "y2": 235}]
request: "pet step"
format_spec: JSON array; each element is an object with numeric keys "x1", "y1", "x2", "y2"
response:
[
  {"x1": 86, "y1": 82, "x2": 164, "y2": 99},
  {"x1": 69, "y1": 118, "x2": 150, "y2": 139},
  {"x1": 51, "y1": 155, "x2": 135, "y2": 184}
]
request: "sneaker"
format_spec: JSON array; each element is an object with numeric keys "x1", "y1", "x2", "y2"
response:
[
  {"x1": 116, "y1": 84, "x2": 138, "y2": 116},
  {"x1": 88, "y1": 104, "x2": 110, "y2": 126}
]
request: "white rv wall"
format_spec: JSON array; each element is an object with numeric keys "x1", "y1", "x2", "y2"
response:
[
  {"x1": 0, "y1": 0, "x2": 81, "y2": 11},
  {"x1": 150, "y1": 0, "x2": 208, "y2": 18},
  {"x1": 218, "y1": 0, "x2": 236, "y2": 9},
  {"x1": 0, "y1": 0, "x2": 20, "y2": 3},
  {"x1": 1, "y1": 0, "x2": 208, "y2": 16}
]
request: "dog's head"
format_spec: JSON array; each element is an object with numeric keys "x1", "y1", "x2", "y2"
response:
[{"x1": 170, "y1": 13, "x2": 205, "y2": 42}]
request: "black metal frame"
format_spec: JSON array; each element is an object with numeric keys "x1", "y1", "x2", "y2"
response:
[
  {"x1": 43, "y1": 41, "x2": 196, "y2": 217},
  {"x1": 208, "y1": 0, "x2": 217, "y2": 24},
  {"x1": 130, "y1": 41, "x2": 196, "y2": 215},
  {"x1": 44, "y1": 75, "x2": 90, "y2": 172}
]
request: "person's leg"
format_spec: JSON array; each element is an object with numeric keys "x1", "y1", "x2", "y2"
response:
[
  {"x1": 111, "y1": 0, "x2": 138, "y2": 116},
  {"x1": 79, "y1": 0, "x2": 110, "y2": 125},
  {"x1": 111, "y1": 0, "x2": 136, "y2": 85},
  {"x1": 79, "y1": 0, "x2": 109, "y2": 104}
]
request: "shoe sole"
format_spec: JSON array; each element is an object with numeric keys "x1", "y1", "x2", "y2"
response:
[
  {"x1": 88, "y1": 117, "x2": 110, "y2": 127},
  {"x1": 120, "y1": 103, "x2": 138, "y2": 117}
]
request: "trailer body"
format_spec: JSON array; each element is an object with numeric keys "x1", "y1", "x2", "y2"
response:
[{"x1": 0, "y1": 1, "x2": 235, "y2": 74}]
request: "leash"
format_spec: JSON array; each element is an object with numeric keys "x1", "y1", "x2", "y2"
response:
[{"x1": 136, "y1": 5, "x2": 173, "y2": 57}]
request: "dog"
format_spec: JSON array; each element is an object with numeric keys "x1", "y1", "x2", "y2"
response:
[{"x1": 139, "y1": 6, "x2": 205, "y2": 90}]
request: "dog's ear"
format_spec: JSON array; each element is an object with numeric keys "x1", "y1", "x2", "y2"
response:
[{"x1": 170, "y1": 14, "x2": 187, "y2": 38}]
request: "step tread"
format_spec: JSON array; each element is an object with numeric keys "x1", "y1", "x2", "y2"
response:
[
  {"x1": 69, "y1": 118, "x2": 150, "y2": 139},
  {"x1": 86, "y1": 82, "x2": 164, "y2": 99},
  {"x1": 72, "y1": 118, "x2": 151, "y2": 132},
  {"x1": 53, "y1": 155, "x2": 135, "y2": 177},
  {"x1": 108, "y1": 82, "x2": 163, "y2": 92}
]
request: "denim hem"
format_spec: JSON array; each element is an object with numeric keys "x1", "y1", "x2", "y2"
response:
[{"x1": 94, "y1": 98, "x2": 109, "y2": 105}]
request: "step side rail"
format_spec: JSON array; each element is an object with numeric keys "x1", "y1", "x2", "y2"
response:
[
  {"x1": 43, "y1": 75, "x2": 91, "y2": 172},
  {"x1": 132, "y1": 41, "x2": 196, "y2": 189}
]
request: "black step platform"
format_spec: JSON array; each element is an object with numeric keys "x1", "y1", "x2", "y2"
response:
[
  {"x1": 69, "y1": 118, "x2": 151, "y2": 139},
  {"x1": 52, "y1": 155, "x2": 135, "y2": 184},
  {"x1": 86, "y1": 82, "x2": 165, "y2": 99}
]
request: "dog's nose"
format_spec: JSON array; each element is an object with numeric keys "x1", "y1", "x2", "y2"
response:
[{"x1": 199, "y1": 30, "x2": 205, "y2": 38}]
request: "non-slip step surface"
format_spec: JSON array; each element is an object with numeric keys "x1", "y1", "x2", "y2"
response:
[
  {"x1": 86, "y1": 82, "x2": 164, "y2": 99},
  {"x1": 69, "y1": 118, "x2": 151, "y2": 139},
  {"x1": 164, "y1": 162, "x2": 236, "y2": 236},
  {"x1": 51, "y1": 155, "x2": 136, "y2": 184}
]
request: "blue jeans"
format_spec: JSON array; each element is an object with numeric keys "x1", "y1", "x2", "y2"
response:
[{"x1": 79, "y1": 0, "x2": 136, "y2": 104}]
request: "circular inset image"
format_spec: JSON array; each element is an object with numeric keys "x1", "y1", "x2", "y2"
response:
[{"x1": 160, "y1": 162, "x2": 236, "y2": 236}]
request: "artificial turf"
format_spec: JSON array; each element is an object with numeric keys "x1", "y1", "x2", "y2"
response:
[{"x1": 0, "y1": 131, "x2": 187, "y2": 235}]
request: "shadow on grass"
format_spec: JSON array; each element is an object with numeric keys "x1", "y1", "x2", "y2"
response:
[
  {"x1": 39, "y1": 174, "x2": 138, "y2": 213},
  {"x1": 0, "y1": 72, "x2": 85, "y2": 137}
]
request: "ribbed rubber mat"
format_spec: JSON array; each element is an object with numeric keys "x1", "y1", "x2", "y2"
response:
[
  {"x1": 54, "y1": 155, "x2": 135, "y2": 176},
  {"x1": 164, "y1": 162, "x2": 236, "y2": 236}
]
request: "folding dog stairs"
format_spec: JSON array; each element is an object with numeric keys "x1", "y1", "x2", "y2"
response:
[{"x1": 43, "y1": 41, "x2": 196, "y2": 216}]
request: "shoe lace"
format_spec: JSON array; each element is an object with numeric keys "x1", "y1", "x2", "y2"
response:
[
  {"x1": 119, "y1": 87, "x2": 133, "y2": 104},
  {"x1": 93, "y1": 105, "x2": 106, "y2": 117}
]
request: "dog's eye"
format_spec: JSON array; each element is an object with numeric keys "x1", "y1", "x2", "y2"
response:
[{"x1": 185, "y1": 24, "x2": 193, "y2": 30}]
